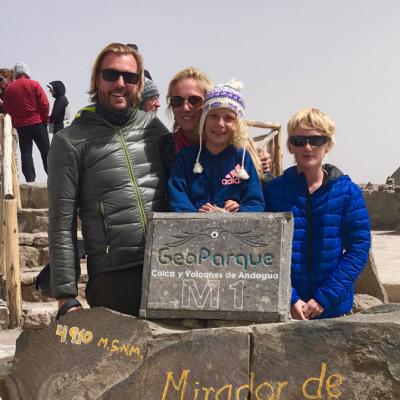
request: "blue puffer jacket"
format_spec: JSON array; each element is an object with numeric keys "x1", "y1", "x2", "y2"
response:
[{"x1": 264, "y1": 164, "x2": 371, "y2": 318}]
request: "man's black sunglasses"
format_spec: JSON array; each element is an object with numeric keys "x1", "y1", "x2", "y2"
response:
[
  {"x1": 101, "y1": 69, "x2": 140, "y2": 84},
  {"x1": 289, "y1": 135, "x2": 329, "y2": 147},
  {"x1": 169, "y1": 95, "x2": 204, "y2": 108}
]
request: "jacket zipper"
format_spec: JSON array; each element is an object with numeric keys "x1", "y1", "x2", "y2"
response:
[
  {"x1": 117, "y1": 130, "x2": 147, "y2": 236},
  {"x1": 98, "y1": 201, "x2": 111, "y2": 254},
  {"x1": 306, "y1": 191, "x2": 313, "y2": 299}
]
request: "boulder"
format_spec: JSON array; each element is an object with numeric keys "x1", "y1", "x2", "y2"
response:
[
  {"x1": 353, "y1": 293, "x2": 383, "y2": 313},
  {"x1": 3, "y1": 305, "x2": 400, "y2": 399},
  {"x1": 0, "y1": 300, "x2": 9, "y2": 330},
  {"x1": 355, "y1": 251, "x2": 388, "y2": 302}
]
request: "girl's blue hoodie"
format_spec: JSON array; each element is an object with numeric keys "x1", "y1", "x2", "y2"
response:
[{"x1": 169, "y1": 145, "x2": 264, "y2": 212}]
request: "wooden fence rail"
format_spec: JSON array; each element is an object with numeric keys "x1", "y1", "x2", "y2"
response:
[
  {"x1": 245, "y1": 119, "x2": 283, "y2": 177},
  {"x1": 0, "y1": 113, "x2": 22, "y2": 328}
]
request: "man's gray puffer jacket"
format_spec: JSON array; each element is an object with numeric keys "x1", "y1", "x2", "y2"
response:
[{"x1": 48, "y1": 106, "x2": 168, "y2": 299}]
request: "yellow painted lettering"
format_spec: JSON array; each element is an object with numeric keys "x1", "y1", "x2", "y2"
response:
[
  {"x1": 302, "y1": 362, "x2": 327, "y2": 399},
  {"x1": 275, "y1": 381, "x2": 289, "y2": 400},
  {"x1": 202, "y1": 386, "x2": 216, "y2": 400},
  {"x1": 110, "y1": 339, "x2": 120, "y2": 352},
  {"x1": 97, "y1": 337, "x2": 108, "y2": 349},
  {"x1": 69, "y1": 326, "x2": 80, "y2": 344},
  {"x1": 55, "y1": 324, "x2": 68, "y2": 343},
  {"x1": 81, "y1": 330, "x2": 93, "y2": 345},
  {"x1": 236, "y1": 371, "x2": 254, "y2": 399},
  {"x1": 119, "y1": 344, "x2": 130, "y2": 356},
  {"x1": 161, "y1": 369, "x2": 190, "y2": 400},
  {"x1": 216, "y1": 384, "x2": 232, "y2": 399},
  {"x1": 255, "y1": 381, "x2": 274, "y2": 400},
  {"x1": 326, "y1": 373, "x2": 344, "y2": 398},
  {"x1": 129, "y1": 346, "x2": 141, "y2": 358}
]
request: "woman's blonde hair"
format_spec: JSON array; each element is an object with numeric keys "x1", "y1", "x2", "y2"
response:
[
  {"x1": 166, "y1": 67, "x2": 212, "y2": 130},
  {"x1": 287, "y1": 108, "x2": 336, "y2": 151},
  {"x1": 88, "y1": 43, "x2": 144, "y2": 106}
]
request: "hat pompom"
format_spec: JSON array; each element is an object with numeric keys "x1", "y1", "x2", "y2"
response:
[
  {"x1": 237, "y1": 168, "x2": 250, "y2": 180},
  {"x1": 227, "y1": 79, "x2": 244, "y2": 91},
  {"x1": 193, "y1": 161, "x2": 203, "y2": 174}
]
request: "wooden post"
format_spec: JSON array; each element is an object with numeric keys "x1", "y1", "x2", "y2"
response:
[
  {"x1": 3, "y1": 115, "x2": 13, "y2": 198},
  {"x1": 11, "y1": 128, "x2": 21, "y2": 209},
  {"x1": 3, "y1": 198, "x2": 22, "y2": 328},
  {"x1": 0, "y1": 116, "x2": 4, "y2": 276},
  {"x1": 245, "y1": 119, "x2": 283, "y2": 177},
  {"x1": 274, "y1": 127, "x2": 283, "y2": 176}
]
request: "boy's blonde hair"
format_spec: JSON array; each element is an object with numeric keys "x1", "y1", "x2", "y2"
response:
[{"x1": 287, "y1": 108, "x2": 336, "y2": 151}]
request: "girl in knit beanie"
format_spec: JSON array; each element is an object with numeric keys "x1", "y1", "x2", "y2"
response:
[{"x1": 168, "y1": 80, "x2": 264, "y2": 213}]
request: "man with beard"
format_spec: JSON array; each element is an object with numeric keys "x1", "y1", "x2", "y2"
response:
[{"x1": 48, "y1": 43, "x2": 168, "y2": 318}]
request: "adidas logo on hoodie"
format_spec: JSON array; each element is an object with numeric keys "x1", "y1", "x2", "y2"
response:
[{"x1": 221, "y1": 164, "x2": 243, "y2": 185}]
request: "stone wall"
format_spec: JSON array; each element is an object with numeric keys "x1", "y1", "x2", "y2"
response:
[{"x1": 362, "y1": 183, "x2": 400, "y2": 230}]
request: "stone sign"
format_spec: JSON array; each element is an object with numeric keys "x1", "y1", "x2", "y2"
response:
[{"x1": 140, "y1": 212, "x2": 293, "y2": 322}]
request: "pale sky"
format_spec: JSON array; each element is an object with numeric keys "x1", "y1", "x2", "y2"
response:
[{"x1": 3, "y1": 0, "x2": 399, "y2": 184}]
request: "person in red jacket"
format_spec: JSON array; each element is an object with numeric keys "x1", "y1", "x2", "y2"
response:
[{"x1": 3, "y1": 62, "x2": 50, "y2": 182}]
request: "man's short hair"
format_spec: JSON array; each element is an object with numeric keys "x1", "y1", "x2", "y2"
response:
[
  {"x1": 88, "y1": 43, "x2": 144, "y2": 106},
  {"x1": 126, "y1": 43, "x2": 138, "y2": 51},
  {"x1": 287, "y1": 108, "x2": 336, "y2": 151}
]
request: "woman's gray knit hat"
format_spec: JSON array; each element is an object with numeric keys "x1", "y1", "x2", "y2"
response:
[
  {"x1": 142, "y1": 78, "x2": 159, "y2": 100},
  {"x1": 14, "y1": 62, "x2": 31, "y2": 78}
]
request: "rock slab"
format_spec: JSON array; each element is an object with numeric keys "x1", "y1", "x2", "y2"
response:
[{"x1": 3, "y1": 304, "x2": 400, "y2": 399}]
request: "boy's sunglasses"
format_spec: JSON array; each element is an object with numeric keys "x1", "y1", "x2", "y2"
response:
[
  {"x1": 289, "y1": 135, "x2": 328, "y2": 147},
  {"x1": 169, "y1": 95, "x2": 203, "y2": 109},
  {"x1": 101, "y1": 69, "x2": 140, "y2": 84}
]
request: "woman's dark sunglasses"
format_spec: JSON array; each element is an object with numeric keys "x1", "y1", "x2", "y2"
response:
[
  {"x1": 169, "y1": 95, "x2": 203, "y2": 108},
  {"x1": 289, "y1": 135, "x2": 328, "y2": 147},
  {"x1": 101, "y1": 69, "x2": 140, "y2": 84}
]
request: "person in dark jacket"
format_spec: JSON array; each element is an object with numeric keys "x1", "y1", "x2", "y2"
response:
[
  {"x1": 3, "y1": 62, "x2": 50, "y2": 182},
  {"x1": 48, "y1": 43, "x2": 168, "y2": 318},
  {"x1": 264, "y1": 108, "x2": 371, "y2": 320},
  {"x1": 47, "y1": 80, "x2": 69, "y2": 133},
  {"x1": 169, "y1": 80, "x2": 264, "y2": 212}
]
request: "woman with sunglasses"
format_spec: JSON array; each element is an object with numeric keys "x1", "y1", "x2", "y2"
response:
[
  {"x1": 264, "y1": 108, "x2": 370, "y2": 320},
  {"x1": 160, "y1": 67, "x2": 212, "y2": 178},
  {"x1": 162, "y1": 67, "x2": 272, "y2": 180},
  {"x1": 169, "y1": 80, "x2": 264, "y2": 213}
]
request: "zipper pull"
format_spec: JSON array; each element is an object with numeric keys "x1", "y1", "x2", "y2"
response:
[{"x1": 105, "y1": 245, "x2": 110, "y2": 254}]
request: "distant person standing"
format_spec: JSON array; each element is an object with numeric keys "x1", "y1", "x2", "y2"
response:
[
  {"x1": 140, "y1": 78, "x2": 160, "y2": 113},
  {"x1": 47, "y1": 80, "x2": 69, "y2": 133},
  {"x1": 3, "y1": 62, "x2": 50, "y2": 182},
  {"x1": 0, "y1": 68, "x2": 13, "y2": 113}
]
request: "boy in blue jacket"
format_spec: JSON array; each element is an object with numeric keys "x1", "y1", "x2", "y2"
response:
[
  {"x1": 169, "y1": 80, "x2": 264, "y2": 213},
  {"x1": 264, "y1": 108, "x2": 371, "y2": 319}
]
